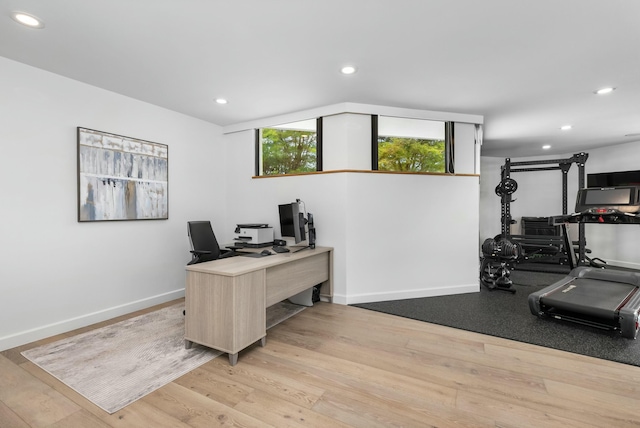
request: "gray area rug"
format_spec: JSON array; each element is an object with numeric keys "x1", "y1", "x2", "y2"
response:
[
  {"x1": 354, "y1": 270, "x2": 640, "y2": 367},
  {"x1": 22, "y1": 301, "x2": 305, "y2": 413}
]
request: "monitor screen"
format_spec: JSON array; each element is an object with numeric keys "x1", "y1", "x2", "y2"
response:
[
  {"x1": 575, "y1": 186, "x2": 640, "y2": 213},
  {"x1": 278, "y1": 202, "x2": 306, "y2": 244},
  {"x1": 583, "y1": 188, "x2": 632, "y2": 205}
]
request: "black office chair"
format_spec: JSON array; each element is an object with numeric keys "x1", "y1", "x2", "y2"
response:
[{"x1": 187, "y1": 221, "x2": 236, "y2": 265}]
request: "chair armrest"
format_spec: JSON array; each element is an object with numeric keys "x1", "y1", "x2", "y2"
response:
[{"x1": 190, "y1": 250, "x2": 212, "y2": 256}]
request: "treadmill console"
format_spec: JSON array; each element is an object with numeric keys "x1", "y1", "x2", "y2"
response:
[{"x1": 575, "y1": 186, "x2": 640, "y2": 214}]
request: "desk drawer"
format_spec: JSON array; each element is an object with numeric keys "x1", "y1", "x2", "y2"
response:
[{"x1": 266, "y1": 252, "x2": 329, "y2": 307}]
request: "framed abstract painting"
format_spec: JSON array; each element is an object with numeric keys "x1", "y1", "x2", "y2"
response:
[{"x1": 77, "y1": 127, "x2": 168, "y2": 222}]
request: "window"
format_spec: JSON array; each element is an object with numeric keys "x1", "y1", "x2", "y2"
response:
[
  {"x1": 255, "y1": 118, "x2": 322, "y2": 176},
  {"x1": 372, "y1": 116, "x2": 452, "y2": 173}
]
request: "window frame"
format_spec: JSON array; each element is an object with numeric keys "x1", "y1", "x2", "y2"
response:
[
  {"x1": 371, "y1": 115, "x2": 455, "y2": 174},
  {"x1": 255, "y1": 117, "x2": 323, "y2": 176}
]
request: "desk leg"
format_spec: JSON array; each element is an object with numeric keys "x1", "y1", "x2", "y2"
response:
[
  {"x1": 260, "y1": 336, "x2": 266, "y2": 347},
  {"x1": 229, "y1": 353, "x2": 238, "y2": 366},
  {"x1": 184, "y1": 339, "x2": 193, "y2": 349}
]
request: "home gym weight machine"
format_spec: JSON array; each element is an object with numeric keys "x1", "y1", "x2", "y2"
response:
[{"x1": 481, "y1": 153, "x2": 588, "y2": 292}]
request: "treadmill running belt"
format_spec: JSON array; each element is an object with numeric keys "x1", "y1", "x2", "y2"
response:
[{"x1": 542, "y1": 278, "x2": 636, "y2": 321}]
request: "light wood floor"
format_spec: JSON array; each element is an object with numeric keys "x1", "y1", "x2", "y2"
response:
[{"x1": 2, "y1": 300, "x2": 640, "y2": 427}]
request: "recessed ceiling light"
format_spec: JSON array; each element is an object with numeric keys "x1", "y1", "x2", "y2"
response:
[
  {"x1": 215, "y1": 98, "x2": 228, "y2": 104},
  {"x1": 11, "y1": 11, "x2": 45, "y2": 28},
  {"x1": 560, "y1": 125, "x2": 572, "y2": 131},
  {"x1": 542, "y1": 145, "x2": 551, "y2": 150},
  {"x1": 595, "y1": 87, "x2": 615, "y2": 95},
  {"x1": 340, "y1": 66, "x2": 357, "y2": 75}
]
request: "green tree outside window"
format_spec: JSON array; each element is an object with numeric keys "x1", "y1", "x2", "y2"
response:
[
  {"x1": 261, "y1": 128, "x2": 317, "y2": 175},
  {"x1": 378, "y1": 137, "x2": 445, "y2": 173}
]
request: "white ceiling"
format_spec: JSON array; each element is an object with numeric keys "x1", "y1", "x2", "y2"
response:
[{"x1": 1, "y1": 0, "x2": 639, "y2": 158}]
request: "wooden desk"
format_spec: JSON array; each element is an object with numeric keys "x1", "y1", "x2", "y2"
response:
[{"x1": 184, "y1": 246, "x2": 333, "y2": 365}]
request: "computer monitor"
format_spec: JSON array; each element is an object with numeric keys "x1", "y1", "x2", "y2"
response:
[{"x1": 278, "y1": 202, "x2": 306, "y2": 244}]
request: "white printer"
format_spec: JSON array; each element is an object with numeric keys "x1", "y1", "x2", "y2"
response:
[{"x1": 234, "y1": 224, "x2": 274, "y2": 246}]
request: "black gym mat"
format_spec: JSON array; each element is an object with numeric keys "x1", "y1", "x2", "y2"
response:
[{"x1": 352, "y1": 270, "x2": 640, "y2": 367}]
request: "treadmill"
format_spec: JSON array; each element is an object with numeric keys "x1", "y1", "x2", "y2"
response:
[
  {"x1": 528, "y1": 266, "x2": 640, "y2": 338},
  {"x1": 528, "y1": 186, "x2": 640, "y2": 338}
]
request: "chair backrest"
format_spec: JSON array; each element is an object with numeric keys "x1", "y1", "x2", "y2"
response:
[{"x1": 187, "y1": 221, "x2": 221, "y2": 264}]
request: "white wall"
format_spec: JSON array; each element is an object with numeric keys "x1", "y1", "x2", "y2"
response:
[
  {"x1": 480, "y1": 142, "x2": 640, "y2": 269},
  {"x1": 344, "y1": 173, "x2": 479, "y2": 303},
  {"x1": 323, "y1": 113, "x2": 371, "y2": 170},
  {"x1": 224, "y1": 113, "x2": 480, "y2": 304},
  {"x1": 0, "y1": 57, "x2": 224, "y2": 350}
]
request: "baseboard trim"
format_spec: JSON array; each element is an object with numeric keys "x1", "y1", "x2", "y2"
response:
[
  {"x1": 343, "y1": 283, "x2": 479, "y2": 305},
  {"x1": 0, "y1": 289, "x2": 185, "y2": 352}
]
